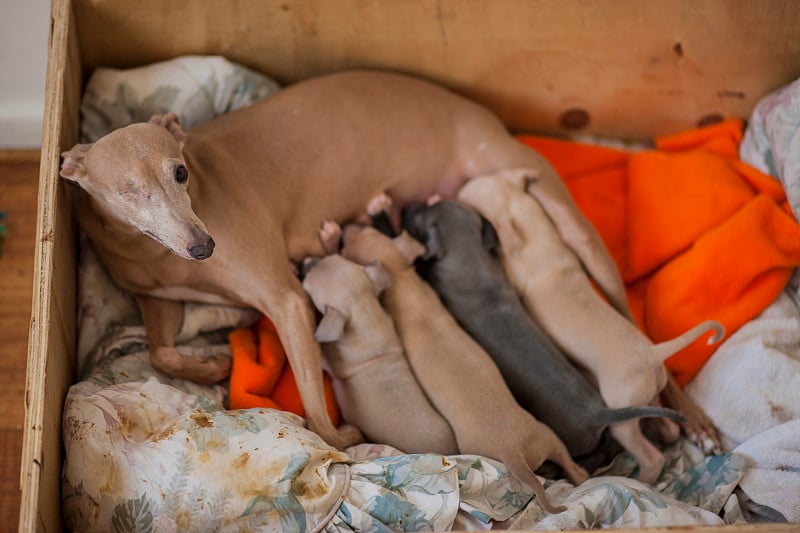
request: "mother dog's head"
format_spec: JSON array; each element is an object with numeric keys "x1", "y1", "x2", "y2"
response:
[{"x1": 59, "y1": 113, "x2": 215, "y2": 260}]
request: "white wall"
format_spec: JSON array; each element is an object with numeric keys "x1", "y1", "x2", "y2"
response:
[{"x1": 0, "y1": 0, "x2": 50, "y2": 148}]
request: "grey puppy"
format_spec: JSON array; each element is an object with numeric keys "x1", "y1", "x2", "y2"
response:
[{"x1": 401, "y1": 200, "x2": 686, "y2": 475}]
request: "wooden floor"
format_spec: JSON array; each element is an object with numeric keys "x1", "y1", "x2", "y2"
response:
[{"x1": 0, "y1": 152, "x2": 39, "y2": 533}]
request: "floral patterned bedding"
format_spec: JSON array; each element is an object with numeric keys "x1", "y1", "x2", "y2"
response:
[{"x1": 63, "y1": 55, "x2": 774, "y2": 531}]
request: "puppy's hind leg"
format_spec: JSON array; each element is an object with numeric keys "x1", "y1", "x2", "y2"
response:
[
  {"x1": 137, "y1": 295, "x2": 231, "y2": 384},
  {"x1": 609, "y1": 418, "x2": 666, "y2": 485}
]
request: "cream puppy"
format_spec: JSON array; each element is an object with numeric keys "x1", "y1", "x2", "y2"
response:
[
  {"x1": 457, "y1": 169, "x2": 724, "y2": 483},
  {"x1": 340, "y1": 224, "x2": 589, "y2": 514}
]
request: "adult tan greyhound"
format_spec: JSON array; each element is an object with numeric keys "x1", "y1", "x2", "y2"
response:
[{"x1": 59, "y1": 69, "x2": 698, "y2": 449}]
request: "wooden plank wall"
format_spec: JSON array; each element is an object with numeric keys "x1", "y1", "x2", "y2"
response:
[{"x1": 0, "y1": 152, "x2": 40, "y2": 532}]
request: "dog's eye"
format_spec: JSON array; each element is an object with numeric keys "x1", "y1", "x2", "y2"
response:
[{"x1": 175, "y1": 165, "x2": 189, "y2": 184}]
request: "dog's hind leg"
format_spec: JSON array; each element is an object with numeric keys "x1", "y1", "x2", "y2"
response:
[
  {"x1": 609, "y1": 418, "x2": 666, "y2": 485},
  {"x1": 137, "y1": 295, "x2": 231, "y2": 384}
]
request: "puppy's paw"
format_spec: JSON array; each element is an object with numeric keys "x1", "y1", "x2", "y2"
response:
[
  {"x1": 318, "y1": 220, "x2": 342, "y2": 254},
  {"x1": 323, "y1": 423, "x2": 364, "y2": 449},
  {"x1": 426, "y1": 193, "x2": 442, "y2": 206},
  {"x1": 367, "y1": 191, "x2": 393, "y2": 216},
  {"x1": 661, "y1": 377, "x2": 723, "y2": 454},
  {"x1": 684, "y1": 416, "x2": 723, "y2": 455}
]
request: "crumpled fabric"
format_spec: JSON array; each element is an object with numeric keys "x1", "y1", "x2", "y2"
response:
[
  {"x1": 740, "y1": 75, "x2": 800, "y2": 221},
  {"x1": 518, "y1": 120, "x2": 800, "y2": 385}
]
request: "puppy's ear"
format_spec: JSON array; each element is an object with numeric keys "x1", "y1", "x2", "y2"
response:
[
  {"x1": 492, "y1": 214, "x2": 523, "y2": 254},
  {"x1": 314, "y1": 306, "x2": 347, "y2": 343},
  {"x1": 149, "y1": 112, "x2": 186, "y2": 148},
  {"x1": 60, "y1": 143, "x2": 92, "y2": 186},
  {"x1": 393, "y1": 231, "x2": 426, "y2": 264},
  {"x1": 422, "y1": 224, "x2": 445, "y2": 260},
  {"x1": 300, "y1": 256, "x2": 321, "y2": 279},
  {"x1": 363, "y1": 261, "x2": 393, "y2": 295},
  {"x1": 480, "y1": 215, "x2": 500, "y2": 252}
]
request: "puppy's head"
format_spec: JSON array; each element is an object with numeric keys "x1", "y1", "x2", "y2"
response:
[
  {"x1": 59, "y1": 113, "x2": 215, "y2": 261},
  {"x1": 301, "y1": 254, "x2": 392, "y2": 342},
  {"x1": 341, "y1": 225, "x2": 424, "y2": 272},
  {"x1": 401, "y1": 200, "x2": 499, "y2": 262}
]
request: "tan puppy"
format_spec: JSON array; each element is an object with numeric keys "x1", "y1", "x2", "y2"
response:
[
  {"x1": 340, "y1": 224, "x2": 589, "y2": 514},
  {"x1": 457, "y1": 170, "x2": 725, "y2": 482},
  {"x1": 59, "y1": 69, "x2": 629, "y2": 449},
  {"x1": 301, "y1": 253, "x2": 458, "y2": 454}
]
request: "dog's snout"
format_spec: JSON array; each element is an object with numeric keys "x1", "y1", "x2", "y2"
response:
[
  {"x1": 401, "y1": 203, "x2": 425, "y2": 232},
  {"x1": 189, "y1": 236, "x2": 215, "y2": 260}
]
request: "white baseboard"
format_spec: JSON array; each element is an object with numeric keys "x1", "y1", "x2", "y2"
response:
[{"x1": 0, "y1": 101, "x2": 44, "y2": 149}]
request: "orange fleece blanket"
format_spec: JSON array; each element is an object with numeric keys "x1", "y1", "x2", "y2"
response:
[
  {"x1": 517, "y1": 119, "x2": 800, "y2": 386},
  {"x1": 228, "y1": 316, "x2": 340, "y2": 424}
]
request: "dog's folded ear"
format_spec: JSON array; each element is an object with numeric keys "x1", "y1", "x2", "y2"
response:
[
  {"x1": 60, "y1": 143, "x2": 92, "y2": 186},
  {"x1": 422, "y1": 224, "x2": 444, "y2": 261},
  {"x1": 363, "y1": 261, "x2": 393, "y2": 295},
  {"x1": 393, "y1": 231, "x2": 426, "y2": 264},
  {"x1": 314, "y1": 306, "x2": 347, "y2": 343},
  {"x1": 149, "y1": 112, "x2": 186, "y2": 148}
]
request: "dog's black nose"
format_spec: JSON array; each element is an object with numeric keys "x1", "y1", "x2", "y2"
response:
[{"x1": 189, "y1": 236, "x2": 215, "y2": 260}]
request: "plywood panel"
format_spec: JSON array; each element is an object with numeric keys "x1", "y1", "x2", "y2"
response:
[
  {"x1": 73, "y1": 0, "x2": 800, "y2": 139},
  {"x1": 19, "y1": 0, "x2": 80, "y2": 531}
]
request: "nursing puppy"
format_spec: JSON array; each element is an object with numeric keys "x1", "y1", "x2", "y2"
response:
[
  {"x1": 340, "y1": 223, "x2": 588, "y2": 514},
  {"x1": 59, "y1": 69, "x2": 631, "y2": 448},
  {"x1": 302, "y1": 253, "x2": 458, "y2": 455},
  {"x1": 457, "y1": 170, "x2": 725, "y2": 477},
  {"x1": 402, "y1": 200, "x2": 687, "y2": 483}
]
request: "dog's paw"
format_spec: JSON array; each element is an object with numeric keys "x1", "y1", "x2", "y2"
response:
[
  {"x1": 367, "y1": 191, "x2": 393, "y2": 216},
  {"x1": 318, "y1": 220, "x2": 342, "y2": 254},
  {"x1": 325, "y1": 424, "x2": 365, "y2": 449},
  {"x1": 150, "y1": 347, "x2": 232, "y2": 385},
  {"x1": 684, "y1": 419, "x2": 723, "y2": 455},
  {"x1": 426, "y1": 193, "x2": 442, "y2": 206}
]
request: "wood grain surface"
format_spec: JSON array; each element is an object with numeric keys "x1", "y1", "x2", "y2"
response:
[{"x1": 0, "y1": 153, "x2": 39, "y2": 532}]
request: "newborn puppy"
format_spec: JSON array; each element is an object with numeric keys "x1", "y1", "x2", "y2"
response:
[
  {"x1": 457, "y1": 170, "x2": 725, "y2": 481},
  {"x1": 340, "y1": 223, "x2": 588, "y2": 514},
  {"x1": 302, "y1": 253, "x2": 458, "y2": 455},
  {"x1": 401, "y1": 200, "x2": 686, "y2": 483}
]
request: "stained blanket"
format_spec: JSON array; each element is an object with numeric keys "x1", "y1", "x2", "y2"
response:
[
  {"x1": 63, "y1": 310, "x2": 745, "y2": 532},
  {"x1": 518, "y1": 122, "x2": 800, "y2": 386}
]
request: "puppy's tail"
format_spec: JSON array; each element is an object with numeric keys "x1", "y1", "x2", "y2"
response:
[
  {"x1": 601, "y1": 405, "x2": 688, "y2": 426},
  {"x1": 505, "y1": 459, "x2": 566, "y2": 515},
  {"x1": 652, "y1": 320, "x2": 725, "y2": 362}
]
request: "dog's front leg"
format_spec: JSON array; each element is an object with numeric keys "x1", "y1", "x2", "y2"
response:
[
  {"x1": 136, "y1": 294, "x2": 231, "y2": 384},
  {"x1": 265, "y1": 281, "x2": 364, "y2": 449}
]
